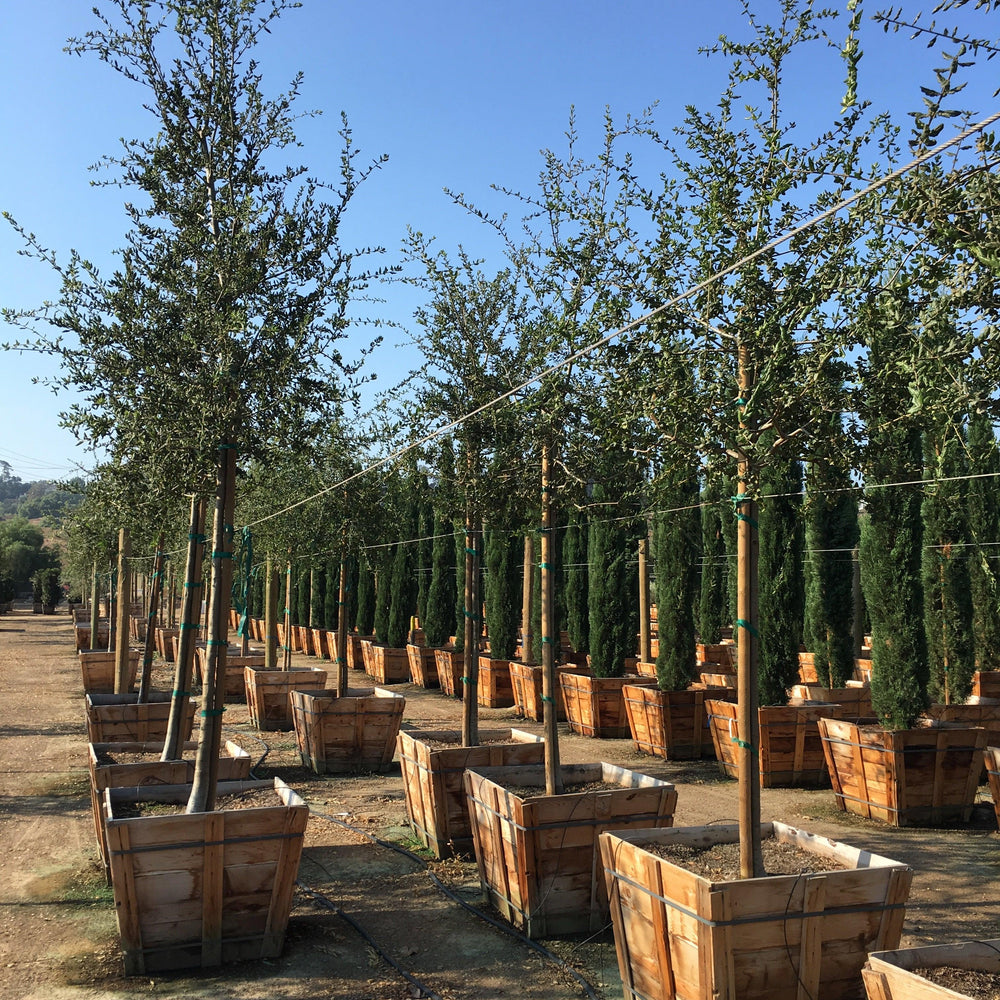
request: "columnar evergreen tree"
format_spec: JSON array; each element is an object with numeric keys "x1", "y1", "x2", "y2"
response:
[
  {"x1": 424, "y1": 507, "x2": 456, "y2": 648},
  {"x1": 484, "y1": 526, "x2": 521, "y2": 660},
  {"x1": 310, "y1": 566, "x2": 325, "y2": 630},
  {"x1": 373, "y1": 546, "x2": 394, "y2": 645},
  {"x1": 697, "y1": 480, "x2": 728, "y2": 643},
  {"x1": 388, "y1": 473, "x2": 419, "y2": 649},
  {"x1": 967, "y1": 412, "x2": 1000, "y2": 668},
  {"x1": 356, "y1": 555, "x2": 376, "y2": 637},
  {"x1": 653, "y1": 472, "x2": 700, "y2": 691},
  {"x1": 858, "y1": 290, "x2": 929, "y2": 730},
  {"x1": 324, "y1": 558, "x2": 339, "y2": 632},
  {"x1": 453, "y1": 530, "x2": 467, "y2": 654},
  {"x1": 587, "y1": 485, "x2": 639, "y2": 678},
  {"x1": 295, "y1": 566, "x2": 309, "y2": 627},
  {"x1": 415, "y1": 478, "x2": 434, "y2": 626},
  {"x1": 563, "y1": 511, "x2": 589, "y2": 655},
  {"x1": 803, "y1": 437, "x2": 859, "y2": 687},
  {"x1": 922, "y1": 420, "x2": 975, "y2": 704},
  {"x1": 757, "y1": 451, "x2": 805, "y2": 706}
]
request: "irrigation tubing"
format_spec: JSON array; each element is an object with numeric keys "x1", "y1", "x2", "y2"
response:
[
  {"x1": 294, "y1": 880, "x2": 443, "y2": 1000},
  {"x1": 238, "y1": 729, "x2": 600, "y2": 1000},
  {"x1": 307, "y1": 804, "x2": 602, "y2": 1000}
]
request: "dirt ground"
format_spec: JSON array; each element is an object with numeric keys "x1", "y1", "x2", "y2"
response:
[{"x1": 1, "y1": 609, "x2": 997, "y2": 1000}]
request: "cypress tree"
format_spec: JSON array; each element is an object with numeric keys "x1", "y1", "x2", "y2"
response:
[
  {"x1": 324, "y1": 558, "x2": 339, "y2": 631},
  {"x1": 564, "y1": 511, "x2": 589, "y2": 654},
  {"x1": 310, "y1": 566, "x2": 325, "y2": 629},
  {"x1": 296, "y1": 565, "x2": 309, "y2": 627},
  {"x1": 453, "y1": 529, "x2": 466, "y2": 653},
  {"x1": 355, "y1": 554, "x2": 376, "y2": 637},
  {"x1": 588, "y1": 487, "x2": 639, "y2": 677},
  {"x1": 803, "y1": 456, "x2": 859, "y2": 687},
  {"x1": 424, "y1": 509, "x2": 456, "y2": 648},
  {"x1": 922, "y1": 423, "x2": 975, "y2": 704},
  {"x1": 654, "y1": 476, "x2": 700, "y2": 690},
  {"x1": 859, "y1": 293, "x2": 928, "y2": 730},
  {"x1": 757, "y1": 452, "x2": 805, "y2": 706},
  {"x1": 697, "y1": 482, "x2": 727, "y2": 643},
  {"x1": 416, "y1": 482, "x2": 433, "y2": 626},
  {"x1": 967, "y1": 413, "x2": 1000, "y2": 668},
  {"x1": 722, "y1": 473, "x2": 739, "y2": 632},
  {"x1": 388, "y1": 539, "x2": 416, "y2": 648},
  {"x1": 484, "y1": 526, "x2": 521, "y2": 660},
  {"x1": 373, "y1": 546, "x2": 393, "y2": 645},
  {"x1": 345, "y1": 554, "x2": 359, "y2": 631}
]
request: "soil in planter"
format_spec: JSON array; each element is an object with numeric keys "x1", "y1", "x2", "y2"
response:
[
  {"x1": 112, "y1": 787, "x2": 277, "y2": 818},
  {"x1": 420, "y1": 736, "x2": 523, "y2": 749},
  {"x1": 911, "y1": 967, "x2": 1000, "y2": 1000},
  {"x1": 499, "y1": 779, "x2": 614, "y2": 798},
  {"x1": 643, "y1": 838, "x2": 852, "y2": 878}
]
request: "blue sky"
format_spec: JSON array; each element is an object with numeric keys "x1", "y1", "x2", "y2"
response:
[{"x1": 0, "y1": 1, "x2": 996, "y2": 483}]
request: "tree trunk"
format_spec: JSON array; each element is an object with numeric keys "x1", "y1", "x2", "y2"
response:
[
  {"x1": 336, "y1": 547, "x2": 349, "y2": 697},
  {"x1": 89, "y1": 562, "x2": 99, "y2": 651},
  {"x1": 638, "y1": 530, "x2": 651, "y2": 664},
  {"x1": 188, "y1": 444, "x2": 237, "y2": 814},
  {"x1": 737, "y1": 346, "x2": 763, "y2": 879},
  {"x1": 282, "y1": 560, "x2": 293, "y2": 671},
  {"x1": 136, "y1": 536, "x2": 166, "y2": 703},
  {"x1": 113, "y1": 529, "x2": 131, "y2": 694},
  {"x1": 461, "y1": 508, "x2": 481, "y2": 747},
  {"x1": 265, "y1": 558, "x2": 279, "y2": 670},
  {"x1": 521, "y1": 534, "x2": 535, "y2": 665},
  {"x1": 161, "y1": 497, "x2": 207, "y2": 762},
  {"x1": 541, "y1": 443, "x2": 562, "y2": 795}
]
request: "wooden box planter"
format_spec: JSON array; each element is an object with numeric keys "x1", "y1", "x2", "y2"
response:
[
  {"x1": 75, "y1": 623, "x2": 111, "y2": 650},
  {"x1": 600, "y1": 821, "x2": 912, "y2": 1000},
  {"x1": 85, "y1": 692, "x2": 195, "y2": 744},
  {"x1": 397, "y1": 727, "x2": 545, "y2": 858},
  {"x1": 854, "y1": 658, "x2": 873, "y2": 683},
  {"x1": 347, "y1": 634, "x2": 371, "y2": 670},
  {"x1": 797, "y1": 650, "x2": 819, "y2": 684},
  {"x1": 80, "y1": 649, "x2": 140, "y2": 694},
  {"x1": 435, "y1": 648, "x2": 465, "y2": 698},
  {"x1": 276, "y1": 622, "x2": 303, "y2": 652},
  {"x1": 477, "y1": 656, "x2": 516, "y2": 708},
  {"x1": 243, "y1": 666, "x2": 327, "y2": 731},
  {"x1": 88, "y1": 739, "x2": 251, "y2": 880},
  {"x1": 624, "y1": 685, "x2": 714, "y2": 760},
  {"x1": 559, "y1": 672, "x2": 658, "y2": 739},
  {"x1": 987, "y1": 746, "x2": 1000, "y2": 828},
  {"x1": 700, "y1": 670, "x2": 737, "y2": 690},
  {"x1": 193, "y1": 647, "x2": 264, "y2": 701},
  {"x1": 366, "y1": 644, "x2": 410, "y2": 684},
  {"x1": 464, "y1": 762, "x2": 677, "y2": 938},
  {"x1": 309, "y1": 628, "x2": 328, "y2": 659},
  {"x1": 507, "y1": 661, "x2": 582, "y2": 721},
  {"x1": 293, "y1": 625, "x2": 313, "y2": 656},
  {"x1": 407, "y1": 643, "x2": 438, "y2": 688},
  {"x1": 154, "y1": 627, "x2": 180, "y2": 662},
  {"x1": 973, "y1": 670, "x2": 1000, "y2": 700},
  {"x1": 129, "y1": 616, "x2": 147, "y2": 642},
  {"x1": 706, "y1": 699, "x2": 837, "y2": 787},
  {"x1": 789, "y1": 682, "x2": 873, "y2": 719},
  {"x1": 818, "y1": 716, "x2": 987, "y2": 826},
  {"x1": 696, "y1": 642, "x2": 735, "y2": 668},
  {"x1": 634, "y1": 660, "x2": 657, "y2": 679},
  {"x1": 924, "y1": 700, "x2": 1000, "y2": 765},
  {"x1": 290, "y1": 687, "x2": 405, "y2": 773},
  {"x1": 103, "y1": 777, "x2": 307, "y2": 975},
  {"x1": 863, "y1": 940, "x2": 1000, "y2": 1000}
]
